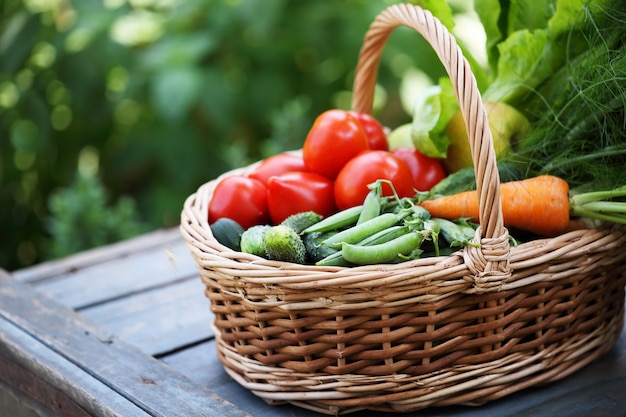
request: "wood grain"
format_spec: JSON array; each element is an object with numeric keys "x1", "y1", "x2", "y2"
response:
[{"x1": 0, "y1": 269, "x2": 249, "y2": 417}]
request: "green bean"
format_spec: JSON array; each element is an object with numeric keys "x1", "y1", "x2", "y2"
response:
[
  {"x1": 321, "y1": 212, "x2": 400, "y2": 249},
  {"x1": 341, "y1": 232, "x2": 423, "y2": 265},
  {"x1": 301, "y1": 205, "x2": 363, "y2": 234}
]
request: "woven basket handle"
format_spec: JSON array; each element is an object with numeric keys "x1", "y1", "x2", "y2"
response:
[
  {"x1": 352, "y1": 4, "x2": 510, "y2": 282},
  {"x1": 352, "y1": 4, "x2": 504, "y2": 241}
]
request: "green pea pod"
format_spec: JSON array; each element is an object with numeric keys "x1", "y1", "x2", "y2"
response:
[
  {"x1": 431, "y1": 218, "x2": 479, "y2": 248},
  {"x1": 356, "y1": 225, "x2": 409, "y2": 246},
  {"x1": 356, "y1": 189, "x2": 381, "y2": 225},
  {"x1": 321, "y1": 212, "x2": 400, "y2": 249},
  {"x1": 315, "y1": 251, "x2": 352, "y2": 267},
  {"x1": 302, "y1": 205, "x2": 363, "y2": 234},
  {"x1": 316, "y1": 225, "x2": 408, "y2": 267},
  {"x1": 341, "y1": 232, "x2": 424, "y2": 265}
]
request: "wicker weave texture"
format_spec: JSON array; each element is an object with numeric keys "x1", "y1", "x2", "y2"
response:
[{"x1": 180, "y1": 3, "x2": 626, "y2": 415}]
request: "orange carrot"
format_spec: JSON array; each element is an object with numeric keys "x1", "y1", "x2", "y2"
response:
[{"x1": 420, "y1": 175, "x2": 570, "y2": 236}]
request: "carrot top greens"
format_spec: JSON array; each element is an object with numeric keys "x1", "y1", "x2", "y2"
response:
[
  {"x1": 570, "y1": 186, "x2": 626, "y2": 225},
  {"x1": 512, "y1": 0, "x2": 626, "y2": 191}
]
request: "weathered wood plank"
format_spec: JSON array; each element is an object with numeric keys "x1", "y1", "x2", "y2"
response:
[
  {"x1": 12, "y1": 228, "x2": 184, "y2": 283},
  {"x1": 28, "y1": 237, "x2": 198, "y2": 310},
  {"x1": 0, "y1": 311, "x2": 158, "y2": 417},
  {"x1": 0, "y1": 270, "x2": 249, "y2": 417},
  {"x1": 80, "y1": 278, "x2": 213, "y2": 356}
]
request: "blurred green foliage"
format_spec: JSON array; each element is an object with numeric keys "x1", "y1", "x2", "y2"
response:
[
  {"x1": 47, "y1": 172, "x2": 148, "y2": 258},
  {"x1": 1, "y1": 0, "x2": 479, "y2": 270}
]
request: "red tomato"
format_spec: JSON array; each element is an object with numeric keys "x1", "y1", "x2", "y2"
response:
[
  {"x1": 267, "y1": 172, "x2": 336, "y2": 224},
  {"x1": 334, "y1": 150, "x2": 415, "y2": 210},
  {"x1": 302, "y1": 109, "x2": 370, "y2": 179},
  {"x1": 392, "y1": 147, "x2": 447, "y2": 191},
  {"x1": 208, "y1": 176, "x2": 269, "y2": 229},
  {"x1": 248, "y1": 153, "x2": 307, "y2": 184},
  {"x1": 349, "y1": 111, "x2": 389, "y2": 151}
]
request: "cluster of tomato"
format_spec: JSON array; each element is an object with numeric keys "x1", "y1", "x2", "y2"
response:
[{"x1": 208, "y1": 109, "x2": 447, "y2": 229}]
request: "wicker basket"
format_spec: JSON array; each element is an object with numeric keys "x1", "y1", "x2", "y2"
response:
[{"x1": 180, "y1": 3, "x2": 626, "y2": 415}]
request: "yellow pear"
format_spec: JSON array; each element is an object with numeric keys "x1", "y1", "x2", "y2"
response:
[{"x1": 443, "y1": 101, "x2": 531, "y2": 173}]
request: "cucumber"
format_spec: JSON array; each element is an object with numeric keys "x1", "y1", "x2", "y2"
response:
[
  {"x1": 263, "y1": 225, "x2": 306, "y2": 264},
  {"x1": 240, "y1": 225, "x2": 271, "y2": 257},
  {"x1": 210, "y1": 218, "x2": 245, "y2": 251},
  {"x1": 302, "y1": 231, "x2": 338, "y2": 263},
  {"x1": 280, "y1": 211, "x2": 322, "y2": 234}
]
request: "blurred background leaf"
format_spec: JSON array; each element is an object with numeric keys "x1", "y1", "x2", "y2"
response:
[{"x1": 1, "y1": 0, "x2": 482, "y2": 270}]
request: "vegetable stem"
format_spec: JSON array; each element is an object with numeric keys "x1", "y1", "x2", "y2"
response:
[
  {"x1": 572, "y1": 201, "x2": 626, "y2": 213},
  {"x1": 570, "y1": 185, "x2": 626, "y2": 205},
  {"x1": 570, "y1": 185, "x2": 626, "y2": 225}
]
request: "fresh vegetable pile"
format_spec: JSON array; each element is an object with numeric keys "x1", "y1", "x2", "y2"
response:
[
  {"x1": 240, "y1": 181, "x2": 479, "y2": 267},
  {"x1": 207, "y1": 0, "x2": 626, "y2": 266}
]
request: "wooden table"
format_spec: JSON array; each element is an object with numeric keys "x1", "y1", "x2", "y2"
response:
[{"x1": 1, "y1": 227, "x2": 625, "y2": 417}]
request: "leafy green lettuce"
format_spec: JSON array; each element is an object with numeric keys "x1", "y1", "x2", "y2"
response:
[
  {"x1": 410, "y1": 78, "x2": 456, "y2": 158},
  {"x1": 411, "y1": 0, "x2": 603, "y2": 158}
]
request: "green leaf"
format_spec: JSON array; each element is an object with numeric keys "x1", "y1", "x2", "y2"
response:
[
  {"x1": 548, "y1": 0, "x2": 587, "y2": 36},
  {"x1": 411, "y1": 77, "x2": 457, "y2": 158},
  {"x1": 483, "y1": 28, "x2": 549, "y2": 104},
  {"x1": 46, "y1": 173, "x2": 147, "y2": 259},
  {"x1": 0, "y1": 11, "x2": 40, "y2": 74},
  {"x1": 419, "y1": 0, "x2": 489, "y2": 89},
  {"x1": 508, "y1": 0, "x2": 557, "y2": 34},
  {"x1": 474, "y1": 0, "x2": 558, "y2": 75},
  {"x1": 481, "y1": 0, "x2": 593, "y2": 105},
  {"x1": 473, "y1": 0, "x2": 505, "y2": 73}
]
